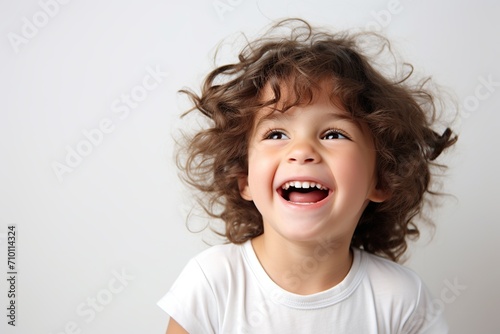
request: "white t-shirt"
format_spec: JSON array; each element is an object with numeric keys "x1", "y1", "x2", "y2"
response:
[{"x1": 158, "y1": 240, "x2": 447, "y2": 333}]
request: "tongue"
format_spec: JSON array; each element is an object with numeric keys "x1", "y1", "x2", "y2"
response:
[{"x1": 288, "y1": 189, "x2": 327, "y2": 203}]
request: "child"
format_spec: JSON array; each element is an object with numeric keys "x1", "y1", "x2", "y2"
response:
[{"x1": 158, "y1": 18, "x2": 457, "y2": 333}]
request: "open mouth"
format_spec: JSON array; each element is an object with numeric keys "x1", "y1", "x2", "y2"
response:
[{"x1": 278, "y1": 181, "x2": 330, "y2": 204}]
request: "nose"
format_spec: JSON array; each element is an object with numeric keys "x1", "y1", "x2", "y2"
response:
[{"x1": 287, "y1": 140, "x2": 321, "y2": 164}]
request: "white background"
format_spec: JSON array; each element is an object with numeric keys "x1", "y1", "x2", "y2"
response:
[{"x1": 1, "y1": 0, "x2": 499, "y2": 333}]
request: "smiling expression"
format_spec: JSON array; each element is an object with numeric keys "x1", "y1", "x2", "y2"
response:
[{"x1": 239, "y1": 83, "x2": 388, "y2": 246}]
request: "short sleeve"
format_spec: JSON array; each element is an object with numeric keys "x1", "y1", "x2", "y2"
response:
[
  {"x1": 402, "y1": 281, "x2": 448, "y2": 334},
  {"x1": 157, "y1": 258, "x2": 218, "y2": 334}
]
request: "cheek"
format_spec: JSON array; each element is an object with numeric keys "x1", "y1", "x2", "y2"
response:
[
  {"x1": 247, "y1": 148, "x2": 279, "y2": 191},
  {"x1": 334, "y1": 150, "x2": 376, "y2": 193},
  {"x1": 247, "y1": 148, "x2": 266, "y2": 180}
]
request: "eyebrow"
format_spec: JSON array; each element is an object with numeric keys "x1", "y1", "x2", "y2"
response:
[
  {"x1": 254, "y1": 109, "x2": 357, "y2": 130},
  {"x1": 254, "y1": 111, "x2": 285, "y2": 130}
]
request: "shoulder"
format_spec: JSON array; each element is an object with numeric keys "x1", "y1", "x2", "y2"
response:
[
  {"x1": 192, "y1": 242, "x2": 246, "y2": 271},
  {"x1": 358, "y1": 249, "x2": 423, "y2": 294},
  {"x1": 164, "y1": 242, "x2": 246, "y2": 299},
  {"x1": 356, "y1": 249, "x2": 426, "y2": 318},
  {"x1": 158, "y1": 242, "x2": 248, "y2": 333},
  {"x1": 184, "y1": 241, "x2": 249, "y2": 289},
  {"x1": 193, "y1": 241, "x2": 243, "y2": 260},
  {"x1": 356, "y1": 249, "x2": 448, "y2": 333}
]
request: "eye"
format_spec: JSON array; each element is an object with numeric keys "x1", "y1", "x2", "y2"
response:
[
  {"x1": 322, "y1": 129, "x2": 349, "y2": 140},
  {"x1": 264, "y1": 129, "x2": 289, "y2": 140}
]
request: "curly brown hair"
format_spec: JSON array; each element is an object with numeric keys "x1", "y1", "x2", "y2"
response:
[{"x1": 177, "y1": 18, "x2": 457, "y2": 262}]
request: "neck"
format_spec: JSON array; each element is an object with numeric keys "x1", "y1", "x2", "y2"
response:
[{"x1": 251, "y1": 234, "x2": 353, "y2": 295}]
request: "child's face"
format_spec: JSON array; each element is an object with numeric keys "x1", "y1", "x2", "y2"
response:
[{"x1": 239, "y1": 84, "x2": 388, "y2": 246}]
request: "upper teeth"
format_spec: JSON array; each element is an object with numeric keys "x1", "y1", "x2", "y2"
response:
[{"x1": 282, "y1": 181, "x2": 328, "y2": 190}]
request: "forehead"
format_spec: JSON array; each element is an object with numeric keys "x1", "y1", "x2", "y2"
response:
[{"x1": 253, "y1": 80, "x2": 355, "y2": 126}]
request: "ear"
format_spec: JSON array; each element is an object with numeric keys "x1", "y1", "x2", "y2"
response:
[
  {"x1": 238, "y1": 176, "x2": 253, "y2": 201},
  {"x1": 368, "y1": 185, "x2": 390, "y2": 203}
]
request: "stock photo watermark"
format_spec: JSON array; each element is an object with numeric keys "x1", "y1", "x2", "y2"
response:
[
  {"x1": 5, "y1": 226, "x2": 17, "y2": 327},
  {"x1": 51, "y1": 64, "x2": 168, "y2": 183},
  {"x1": 415, "y1": 276, "x2": 467, "y2": 326},
  {"x1": 282, "y1": 238, "x2": 335, "y2": 291},
  {"x1": 459, "y1": 74, "x2": 499, "y2": 125},
  {"x1": 432, "y1": 277, "x2": 467, "y2": 311},
  {"x1": 365, "y1": 0, "x2": 406, "y2": 31},
  {"x1": 7, "y1": 0, "x2": 73, "y2": 54},
  {"x1": 47, "y1": 268, "x2": 134, "y2": 334},
  {"x1": 213, "y1": 0, "x2": 244, "y2": 21}
]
